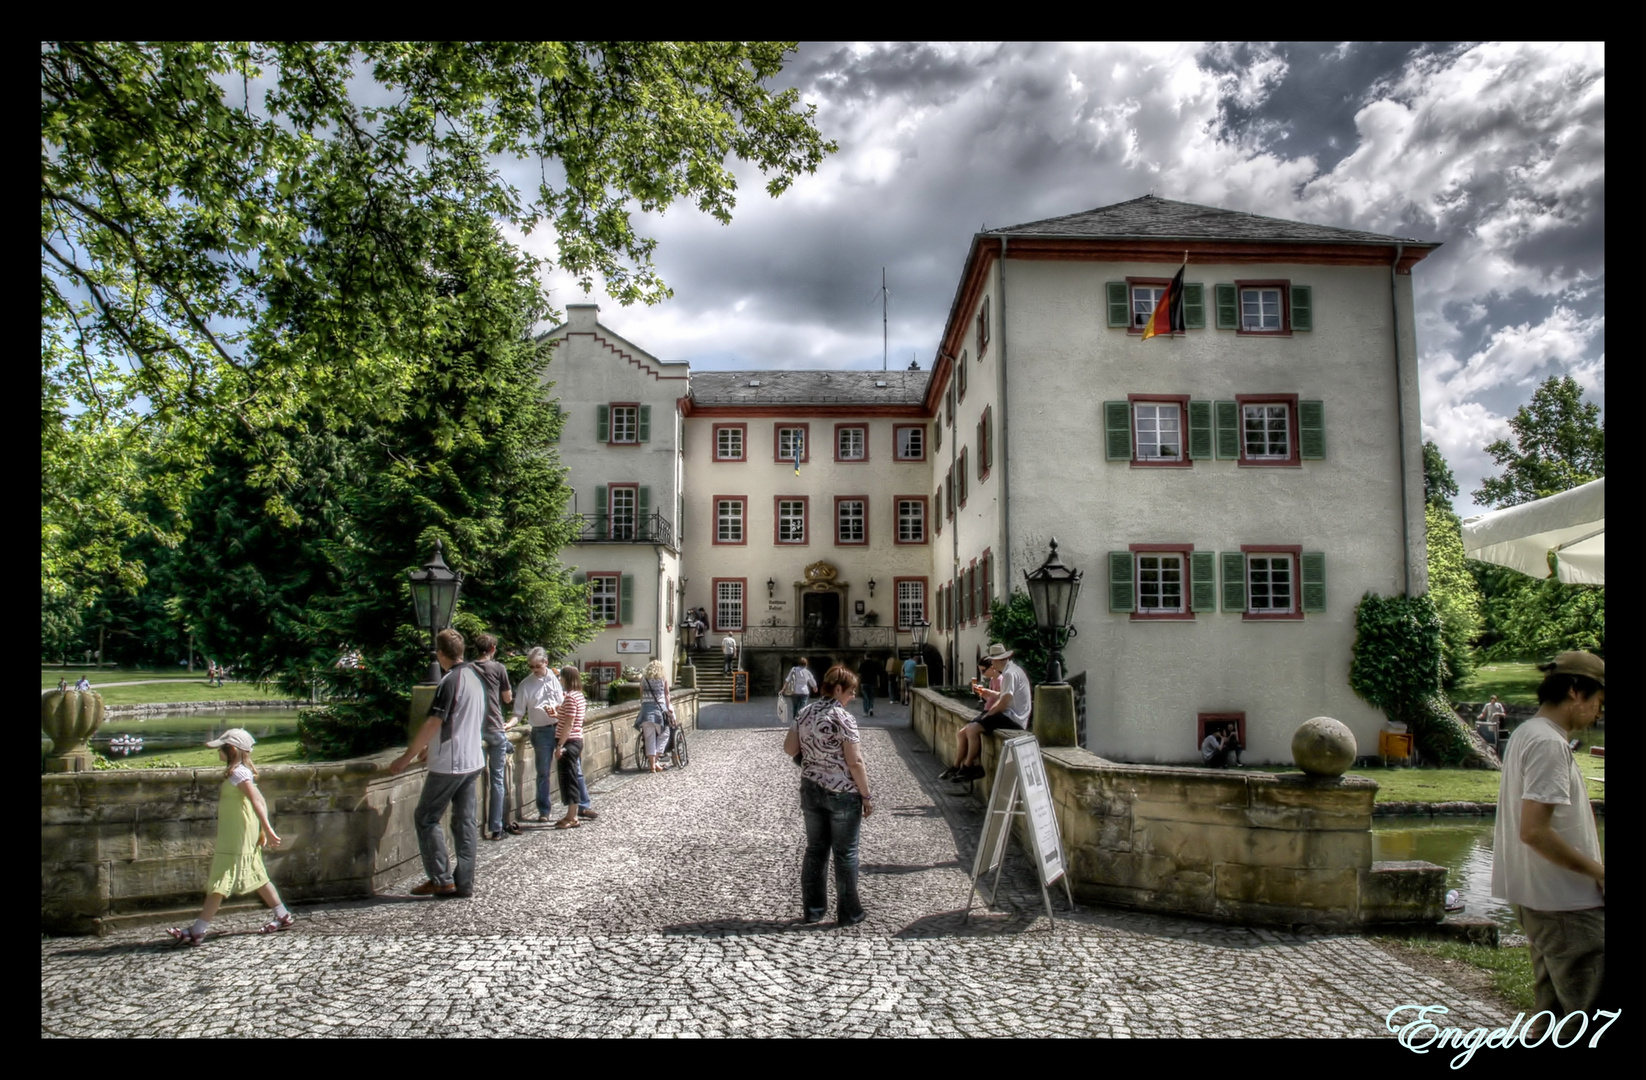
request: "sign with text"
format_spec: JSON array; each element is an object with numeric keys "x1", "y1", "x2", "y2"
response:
[
  {"x1": 965, "y1": 734, "x2": 1072, "y2": 924},
  {"x1": 616, "y1": 639, "x2": 652, "y2": 654},
  {"x1": 733, "y1": 671, "x2": 749, "y2": 702}
]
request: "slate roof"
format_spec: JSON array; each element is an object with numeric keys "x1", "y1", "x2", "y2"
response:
[
  {"x1": 991, "y1": 195, "x2": 1435, "y2": 246},
  {"x1": 689, "y1": 369, "x2": 929, "y2": 407}
]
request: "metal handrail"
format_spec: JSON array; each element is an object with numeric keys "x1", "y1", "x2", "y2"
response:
[
  {"x1": 571, "y1": 511, "x2": 677, "y2": 550},
  {"x1": 734, "y1": 624, "x2": 900, "y2": 650}
]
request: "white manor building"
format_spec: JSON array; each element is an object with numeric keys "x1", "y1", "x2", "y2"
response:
[{"x1": 541, "y1": 196, "x2": 1438, "y2": 765}]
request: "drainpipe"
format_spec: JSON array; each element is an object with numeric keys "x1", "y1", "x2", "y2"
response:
[
  {"x1": 948, "y1": 346, "x2": 960, "y2": 683},
  {"x1": 998, "y1": 237, "x2": 1011, "y2": 591},
  {"x1": 1390, "y1": 243, "x2": 1412, "y2": 596}
]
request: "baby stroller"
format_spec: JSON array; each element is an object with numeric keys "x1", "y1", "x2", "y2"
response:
[{"x1": 633, "y1": 714, "x2": 690, "y2": 771}]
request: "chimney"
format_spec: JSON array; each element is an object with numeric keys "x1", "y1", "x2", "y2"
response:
[{"x1": 566, "y1": 304, "x2": 599, "y2": 331}]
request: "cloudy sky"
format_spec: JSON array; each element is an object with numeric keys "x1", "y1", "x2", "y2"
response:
[{"x1": 516, "y1": 42, "x2": 1604, "y2": 512}]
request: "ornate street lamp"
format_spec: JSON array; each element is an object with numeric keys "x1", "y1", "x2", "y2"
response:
[
  {"x1": 1023, "y1": 537, "x2": 1082, "y2": 685},
  {"x1": 408, "y1": 540, "x2": 463, "y2": 684},
  {"x1": 767, "y1": 577, "x2": 776, "y2": 599},
  {"x1": 867, "y1": 577, "x2": 876, "y2": 598},
  {"x1": 911, "y1": 617, "x2": 930, "y2": 650}
]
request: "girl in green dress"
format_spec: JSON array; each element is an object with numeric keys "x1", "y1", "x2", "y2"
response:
[{"x1": 166, "y1": 728, "x2": 293, "y2": 944}]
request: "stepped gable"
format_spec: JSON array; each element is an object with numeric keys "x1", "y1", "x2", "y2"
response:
[
  {"x1": 689, "y1": 369, "x2": 929, "y2": 407},
  {"x1": 991, "y1": 194, "x2": 1435, "y2": 246}
]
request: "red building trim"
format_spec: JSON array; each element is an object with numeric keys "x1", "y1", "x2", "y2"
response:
[
  {"x1": 1235, "y1": 393, "x2": 1302, "y2": 467},
  {"x1": 1127, "y1": 543, "x2": 1196, "y2": 621},
  {"x1": 833, "y1": 423, "x2": 869, "y2": 463},
  {"x1": 893, "y1": 423, "x2": 927, "y2": 462},
  {"x1": 710, "y1": 577, "x2": 749, "y2": 633},
  {"x1": 893, "y1": 575, "x2": 929, "y2": 629},
  {"x1": 833, "y1": 494, "x2": 869, "y2": 546},
  {"x1": 1126, "y1": 393, "x2": 1193, "y2": 468},
  {"x1": 1239, "y1": 544, "x2": 1304, "y2": 620},
  {"x1": 1233, "y1": 279, "x2": 1294, "y2": 337},
  {"x1": 773, "y1": 422, "x2": 811, "y2": 464},
  {"x1": 711, "y1": 422, "x2": 748, "y2": 463},
  {"x1": 893, "y1": 494, "x2": 929, "y2": 546}
]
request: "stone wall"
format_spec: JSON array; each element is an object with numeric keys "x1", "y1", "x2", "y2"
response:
[
  {"x1": 42, "y1": 692, "x2": 697, "y2": 935},
  {"x1": 912, "y1": 690, "x2": 1441, "y2": 929}
]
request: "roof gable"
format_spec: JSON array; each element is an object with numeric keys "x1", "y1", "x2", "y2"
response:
[{"x1": 993, "y1": 195, "x2": 1435, "y2": 246}]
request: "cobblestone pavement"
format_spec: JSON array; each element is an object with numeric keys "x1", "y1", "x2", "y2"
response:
[{"x1": 42, "y1": 702, "x2": 1510, "y2": 1038}]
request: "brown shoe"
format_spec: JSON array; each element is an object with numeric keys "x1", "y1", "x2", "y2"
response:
[
  {"x1": 410, "y1": 880, "x2": 456, "y2": 896},
  {"x1": 577, "y1": 808, "x2": 598, "y2": 820}
]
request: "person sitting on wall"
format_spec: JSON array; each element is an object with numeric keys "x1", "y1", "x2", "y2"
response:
[
  {"x1": 940, "y1": 644, "x2": 1030, "y2": 782},
  {"x1": 1200, "y1": 724, "x2": 1244, "y2": 768}
]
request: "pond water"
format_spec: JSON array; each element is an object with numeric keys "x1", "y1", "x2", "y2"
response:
[
  {"x1": 1373, "y1": 816, "x2": 1606, "y2": 932},
  {"x1": 91, "y1": 710, "x2": 303, "y2": 763}
]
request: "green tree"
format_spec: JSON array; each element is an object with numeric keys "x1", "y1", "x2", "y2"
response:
[
  {"x1": 1473, "y1": 376, "x2": 1604, "y2": 509},
  {"x1": 42, "y1": 41, "x2": 835, "y2": 600},
  {"x1": 1424, "y1": 502, "x2": 1483, "y2": 689},
  {"x1": 1422, "y1": 439, "x2": 1459, "y2": 509}
]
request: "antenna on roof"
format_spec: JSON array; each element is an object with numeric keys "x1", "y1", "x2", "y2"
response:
[{"x1": 881, "y1": 267, "x2": 888, "y2": 373}]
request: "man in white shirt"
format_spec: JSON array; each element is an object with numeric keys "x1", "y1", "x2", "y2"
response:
[
  {"x1": 1476, "y1": 695, "x2": 1507, "y2": 750},
  {"x1": 722, "y1": 633, "x2": 739, "y2": 675},
  {"x1": 511, "y1": 646, "x2": 565, "y2": 822},
  {"x1": 784, "y1": 657, "x2": 818, "y2": 719},
  {"x1": 942, "y1": 643, "x2": 1031, "y2": 782},
  {"x1": 1492, "y1": 651, "x2": 1605, "y2": 1035},
  {"x1": 390, "y1": 628, "x2": 486, "y2": 898}
]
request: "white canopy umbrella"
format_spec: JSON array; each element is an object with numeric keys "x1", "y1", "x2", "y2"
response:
[{"x1": 1461, "y1": 477, "x2": 1604, "y2": 585}]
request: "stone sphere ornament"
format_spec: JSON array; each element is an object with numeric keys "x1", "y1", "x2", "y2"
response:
[{"x1": 1292, "y1": 716, "x2": 1357, "y2": 777}]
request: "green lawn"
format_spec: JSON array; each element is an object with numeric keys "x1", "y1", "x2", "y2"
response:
[
  {"x1": 1381, "y1": 938, "x2": 1536, "y2": 1012},
  {"x1": 42, "y1": 666, "x2": 210, "y2": 688},
  {"x1": 53, "y1": 681, "x2": 299, "y2": 706},
  {"x1": 1452, "y1": 661, "x2": 1543, "y2": 707},
  {"x1": 96, "y1": 734, "x2": 307, "y2": 770}
]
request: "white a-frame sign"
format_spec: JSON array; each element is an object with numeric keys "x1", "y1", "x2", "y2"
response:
[{"x1": 963, "y1": 734, "x2": 1075, "y2": 925}]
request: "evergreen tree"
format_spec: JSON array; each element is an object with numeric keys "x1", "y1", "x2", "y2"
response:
[{"x1": 1473, "y1": 376, "x2": 1604, "y2": 509}]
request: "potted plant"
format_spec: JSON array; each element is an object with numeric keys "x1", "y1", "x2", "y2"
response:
[{"x1": 608, "y1": 665, "x2": 645, "y2": 705}]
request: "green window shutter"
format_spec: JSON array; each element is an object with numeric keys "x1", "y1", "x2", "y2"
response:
[
  {"x1": 593, "y1": 485, "x2": 607, "y2": 536},
  {"x1": 1183, "y1": 283, "x2": 1206, "y2": 329},
  {"x1": 638, "y1": 404, "x2": 651, "y2": 442},
  {"x1": 638, "y1": 486, "x2": 651, "y2": 538},
  {"x1": 1104, "y1": 401, "x2": 1132, "y2": 461},
  {"x1": 1214, "y1": 401, "x2": 1240, "y2": 460},
  {"x1": 1220, "y1": 552, "x2": 1247, "y2": 612},
  {"x1": 1190, "y1": 551, "x2": 1217, "y2": 613},
  {"x1": 1106, "y1": 281, "x2": 1130, "y2": 327},
  {"x1": 1299, "y1": 400, "x2": 1326, "y2": 460},
  {"x1": 619, "y1": 574, "x2": 635, "y2": 624},
  {"x1": 1188, "y1": 401, "x2": 1214, "y2": 460},
  {"x1": 1214, "y1": 284, "x2": 1238, "y2": 330},
  {"x1": 596, "y1": 404, "x2": 609, "y2": 442},
  {"x1": 984, "y1": 550, "x2": 994, "y2": 609},
  {"x1": 1290, "y1": 285, "x2": 1313, "y2": 331},
  {"x1": 1301, "y1": 553, "x2": 1327, "y2": 613},
  {"x1": 1108, "y1": 551, "x2": 1135, "y2": 613}
]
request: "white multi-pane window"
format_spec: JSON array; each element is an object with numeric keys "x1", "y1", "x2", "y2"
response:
[
  {"x1": 716, "y1": 580, "x2": 744, "y2": 631},
  {"x1": 1243, "y1": 404, "x2": 1290, "y2": 459},
  {"x1": 589, "y1": 575, "x2": 620, "y2": 625},
  {"x1": 1132, "y1": 284, "x2": 1166, "y2": 328},
  {"x1": 715, "y1": 499, "x2": 744, "y2": 543},
  {"x1": 897, "y1": 499, "x2": 925, "y2": 543},
  {"x1": 1248, "y1": 555, "x2": 1293, "y2": 613},
  {"x1": 1134, "y1": 403, "x2": 1182, "y2": 460},
  {"x1": 896, "y1": 425, "x2": 923, "y2": 460},
  {"x1": 609, "y1": 486, "x2": 637, "y2": 540},
  {"x1": 778, "y1": 499, "x2": 806, "y2": 543},
  {"x1": 1241, "y1": 288, "x2": 1283, "y2": 331},
  {"x1": 778, "y1": 427, "x2": 805, "y2": 461},
  {"x1": 897, "y1": 580, "x2": 925, "y2": 630},
  {"x1": 837, "y1": 499, "x2": 865, "y2": 543},
  {"x1": 610, "y1": 405, "x2": 638, "y2": 443},
  {"x1": 716, "y1": 426, "x2": 743, "y2": 460},
  {"x1": 1137, "y1": 554, "x2": 1184, "y2": 613},
  {"x1": 837, "y1": 427, "x2": 865, "y2": 461}
]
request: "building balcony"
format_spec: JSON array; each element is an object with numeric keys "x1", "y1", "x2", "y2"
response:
[
  {"x1": 735, "y1": 622, "x2": 900, "y2": 651},
  {"x1": 571, "y1": 512, "x2": 678, "y2": 552}
]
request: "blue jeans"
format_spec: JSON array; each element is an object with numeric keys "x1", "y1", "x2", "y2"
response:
[
  {"x1": 483, "y1": 731, "x2": 509, "y2": 834},
  {"x1": 556, "y1": 739, "x2": 591, "y2": 810},
  {"x1": 800, "y1": 777, "x2": 864, "y2": 921},
  {"x1": 860, "y1": 681, "x2": 874, "y2": 714},
  {"x1": 530, "y1": 726, "x2": 557, "y2": 817},
  {"x1": 790, "y1": 694, "x2": 810, "y2": 720},
  {"x1": 414, "y1": 768, "x2": 480, "y2": 892}
]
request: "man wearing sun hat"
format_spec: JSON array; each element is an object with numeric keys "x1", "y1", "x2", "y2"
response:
[
  {"x1": 941, "y1": 643, "x2": 1031, "y2": 782},
  {"x1": 1492, "y1": 650, "x2": 1606, "y2": 1036}
]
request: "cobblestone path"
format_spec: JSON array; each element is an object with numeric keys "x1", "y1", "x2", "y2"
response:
[{"x1": 42, "y1": 705, "x2": 1509, "y2": 1038}]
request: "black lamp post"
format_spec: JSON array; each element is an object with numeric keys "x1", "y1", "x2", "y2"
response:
[
  {"x1": 911, "y1": 617, "x2": 930, "y2": 650},
  {"x1": 1023, "y1": 537, "x2": 1082, "y2": 685},
  {"x1": 408, "y1": 540, "x2": 463, "y2": 684},
  {"x1": 767, "y1": 577, "x2": 776, "y2": 599},
  {"x1": 867, "y1": 577, "x2": 876, "y2": 598}
]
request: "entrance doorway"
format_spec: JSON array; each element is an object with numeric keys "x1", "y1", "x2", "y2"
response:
[{"x1": 802, "y1": 591, "x2": 841, "y2": 648}]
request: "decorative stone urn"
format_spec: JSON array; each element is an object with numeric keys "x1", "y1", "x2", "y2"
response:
[
  {"x1": 1292, "y1": 716, "x2": 1357, "y2": 777},
  {"x1": 41, "y1": 690, "x2": 105, "y2": 772}
]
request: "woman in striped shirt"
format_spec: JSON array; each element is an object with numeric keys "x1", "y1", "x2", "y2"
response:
[{"x1": 552, "y1": 667, "x2": 597, "y2": 829}]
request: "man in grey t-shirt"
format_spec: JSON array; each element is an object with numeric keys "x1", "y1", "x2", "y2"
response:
[
  {"x1": 942, "y1": 644, "x2": 1030, "y2": 782},
  {"x1": 391, "y1": 627, "x2": 485, "y2": 898}
]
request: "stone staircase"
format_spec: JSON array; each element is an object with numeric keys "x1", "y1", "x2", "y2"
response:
[{"x1": 685, "y1": 662, "x2": 741, "y2": 702}]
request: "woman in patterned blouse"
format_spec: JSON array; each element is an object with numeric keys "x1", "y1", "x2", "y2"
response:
[{"x1": 783, "y1": 664, "x2": 875, "y2": 926}]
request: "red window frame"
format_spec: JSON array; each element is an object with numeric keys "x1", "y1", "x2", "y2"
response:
[
  {"x1": 1124, "y1": 277, "x2": 1182, "y2": 336},
  {"x1": 712, "y1": 422, "x2": 748, "y2": 463},
  {"x1": 1198, "y1": 712, "x2": 1247, "y2": 755},
  {"x1": 584, "y1": 661, "x2": 620, "y2": 688},
  {"x1": 711, "y1": 495, "x2": 747, "y2": 546},
  {"x1": 1127, "y1": 394, "x2": 1192, "y2": 468},
  {"x1": 833, "y1": 494, "x2": 869, "y2": 546},
  {"x1": 711, "y1": 576, "x2": 748, "y2": 633},
  {"x1": 958, "y1": 447, "x2": 969, "y2": 508},
  {"x1": 1128, "y1": 542, "x2": 1196, "y2": 621},
  {"x1": 894, "y1": 495, "x2": 928, "y2": 546},
  {"x1": 977, "y1": 296, "x2": 990, "y2": 358},
  {"x1": 1234, "y1": 279, "x2": 1293, "y2": 337},
  {"x1": 773, "y1": 423, "x2": 810, "y2": 464},
  {"x1": 893, "y1": 576, "x2": 929, "y2": 630},
  {"x1": 1241, "y1": 544, "x2": 1304, "y2": 621},
  {"x1": 894, "y1": 423, "x2": 926, "y2": 462},
  {"x1": 1235, "y1": 393, "x2": 1301, "y2": 467},
  {"x1": 586, "y1": 571, "x2": 622, "y2": 627},
  {"x1": 774, "y1": 495, "x2": 810, "y2": 546},
  {"x1": 606, "y1": 401, "x2": 642, "y2": 446},
  {"x1": 834, "y1": 423, "x2": 869, "y2": 463}
]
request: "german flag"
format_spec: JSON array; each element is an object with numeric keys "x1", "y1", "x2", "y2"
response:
[{"x1": 1140, "y1": 263, "x2": 1186, "y2": 341}]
